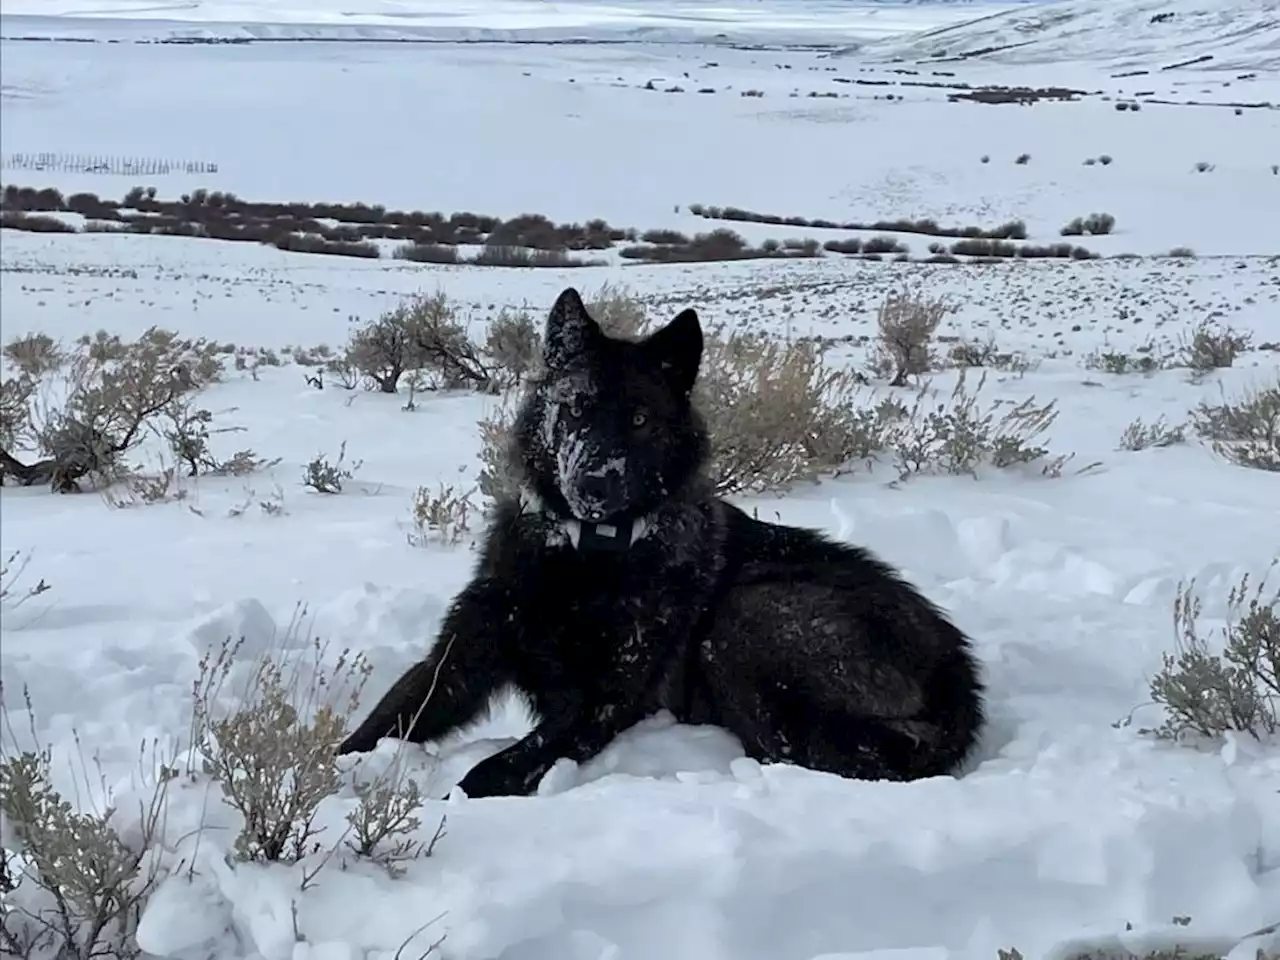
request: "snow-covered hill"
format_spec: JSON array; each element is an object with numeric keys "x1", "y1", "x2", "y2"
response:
[
  {"x1": 869, "y1": 0, "x2": 1280, "y2": 71},
  {"x1": 0, "y1": 0, "x2": 1028, "y2": 46}
]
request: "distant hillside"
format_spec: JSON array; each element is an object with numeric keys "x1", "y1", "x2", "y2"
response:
[{"x1": 865, "y1": 0, "x2": 1280, "y2": 70}]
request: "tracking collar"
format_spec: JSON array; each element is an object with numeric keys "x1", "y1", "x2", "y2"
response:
[{"x1": 519, "y1": 488, "x2": 652, "y2": 553}]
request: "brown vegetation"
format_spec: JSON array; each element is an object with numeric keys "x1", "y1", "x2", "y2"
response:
[{"x1": 686, "y1": 203, "x2": 1027, "y2": 241}]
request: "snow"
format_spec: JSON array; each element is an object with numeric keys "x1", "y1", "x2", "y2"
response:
[
  {"x1": 866, "y1": 0, "x2": 1280, "y2": 71},
  {"x1": 0, "y1": 0, "x2": 1032, "y2": 45},
  {"x1": 3, "y1": 1, "x2": 1280, "y2": 958}
]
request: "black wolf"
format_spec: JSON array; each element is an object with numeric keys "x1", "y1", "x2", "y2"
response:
[{"x1": 338, "y1": 287, "x2": 985, "y2": 798}]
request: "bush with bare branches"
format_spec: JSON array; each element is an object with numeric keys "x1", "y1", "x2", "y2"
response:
[
  {"x1": 1144, "y1": 564, "x2": 1279, "y2": 741},
  {"x1": 1191, "y1": 378, "x2": 1279, "y2": 471},
  {"x1": 343, "y1": 292, "x2": 498, "y2": 394},
  {"x1": 0, "y1": 374, "x2": 38, "y2": 454},
  {"x1": 1118, "y1": 415, "x2": 1187, "y2": 451},
  {"x1": 1, "y1": 690, "x2": 172, "y2": 960},
  {"x1": 0, "y1": 551, "x2": 51, "y2": 611},
  {"x1": 344, "y1": 759, "x2": 446, "y2": 878},
  {"x1": 408, "y1": 483, "x2": 477, "y2": 547},
  {"x1": 3, "y1": 334, "x2": 66, "y2": 380},
  {"x1": 477, "y1": 393, "x2": 525, "y2": 504},
  {"x1": 189, "y1": 634, "x2": 372, "y2": 863},
  {"x1": 302, "y1": 442, "x2": 362, "y2": 494},
  {"x1": 1178, "y1": 320, "x2": 1253, "y2": 374},
  {"x1": 3, "y1": 624, "x2": 445, "y2": 959},
  {"x1": 867, "y1": 287, "x2": 953, "y2": 386},
  {"x1": 0, "y1": 328, "x2": 248, "y2": 493},
  {"x1": 697, "y1": 328, "x2": 864, "y2": 494},
  {"x1": 886, "y1": 371, "x2": 1065, "y2": 479},
  {"x1": 482, "y1": 309, "x2": 542, "y2": 386}
]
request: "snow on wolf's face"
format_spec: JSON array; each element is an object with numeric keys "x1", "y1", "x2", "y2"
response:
[
  {"x1": 540, "y1": 371, "x2": 634, "y2": 521},
  {"x1": 514, "y1": 288, "x2": 708, "y2": 524}
]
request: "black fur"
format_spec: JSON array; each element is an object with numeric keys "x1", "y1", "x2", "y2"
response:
[{"x1": 338, "y1": 287, "x2": 986, "y2": 798}]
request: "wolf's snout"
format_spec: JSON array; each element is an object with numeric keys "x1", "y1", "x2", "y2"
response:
[{"x1": 576, "y1": 474, "x2": 623, "y2": 519}]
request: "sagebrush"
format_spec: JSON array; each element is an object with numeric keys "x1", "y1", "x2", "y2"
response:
[
  {"x1": 1190, "y1": 379, "x2": 1279, "y2": 471},
  {"x1": 1, "y1": 688, "x2": 171, "y2": 960},
  {"x1": 189, "y1": 633, "x2": 371, "y2": 863},
  {"x1": 0, "y1": 327, "x2": 264, "y2": 494},
  {"x1": 1147, "y1": 564, "x2": 1279, "y2": 740}
]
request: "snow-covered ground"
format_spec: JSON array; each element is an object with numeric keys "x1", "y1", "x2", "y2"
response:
[
  {"x1": 2, "y1": 1, "x2": 1280, "y2": 958},
  {"x1": 0, "y1": 0, "x2": 1034, "y2": 44}
]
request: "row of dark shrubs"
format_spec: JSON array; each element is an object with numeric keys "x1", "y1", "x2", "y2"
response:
[
  {"x1": 686, "y1": 202, "x2": 1029, "y2": 240},
  {"x1": 1, "y1": 185, "x2": 632, "y2": 251},
  {"x1": 4, "y1": 209, "x2": 1114, "y2": 266},
  {"x1": 10, "y1": 185, "x2": 1083, "y2": 264},
  {"x1": 0, "y1": 210, "x2": 615, "y2": 266},
  {"x1": 948, "y1": 85, "x2": 1086, "y2": 104},
  {"x1": 619, "y1": 229, "x2": 823, "y2": 263},
  {"x1": 0, "y1": 208, "x2": 1123, "y2": 265}
]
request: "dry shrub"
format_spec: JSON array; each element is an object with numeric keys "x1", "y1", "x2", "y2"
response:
[
  {"x1": 1190, "y1": 378, "x2": 1279, "y2": 471},
  {"x1": 1, "y1": 688, "x2": 172, "y2": 960},
  {"x1": 100, "y1": 461, "x2": 188, "y2": 510},
  {"x1": 344, "y1": 758, "x2": 446, "y2": 878},
  {"x1": 3, "y1": 334, "x2": 66, "y2": 379},
  {"x1": 1000, "y1": 945, "x2": 1237, "y2": 960},
  {"x1": 868, "y1": 287, "x2": 952, "y2": 386},
  {"x1": 1060, "y1": 212, "x2": 1115, "y2": 236},
  {"x1": 482, "y1": 309, "x2": 542, "y2": 386},
  {"x1": 586, "y1": 282, "x2": 651, "y2": 339},
  {"x1": 399, "y1": 293, "x2": 498, "y2": 391},
  {"x1": 1083, "y1": 347, "x2": 1170, "y2": 375},
  {"x1": 888, "y1": 370, "x2": 1064, "y2": 479},
  {"x1": 476, "y1": 392, "x2": 524, "y2": 504},
  {"x1": 0, "y1": 550, "x2": 52, "y2": 609},
  {"x1": 1, "y1": 328, "x2": 239, "y2": 493},
  {"x1": 343, "y1": 293, "x2": 479, "y2": 394},
  {"x1": 408, "y1": 483, "x2": 476, "y2": 547},
  {"x1": 1147, "y1": 564, "x2": 1279, "y2": 740},
  {"x1": 161, "y1": 406, "x2": 278, "y2": 479},
  {"x1": 696, "y1": 329, "x2": 862, "y2": 494},
  {"x1": 1178, "y1": 319, "x2": 1253, "y2": 374},
  {"x1": 303, "y1": 441, "x2": 362, "y2": 494},
  {"x1": 1118, "y1": 415, "x2": 1187, "y2": 451},
  {"x1": 190, "y1": 633, "x2": 372, "y2": 863},
  {"x1": 0, "y1": 375, "x2": 39, "y2": 452},
  {"x1": 946, "y1": 336, "x2": 1032, "y2": 375}
]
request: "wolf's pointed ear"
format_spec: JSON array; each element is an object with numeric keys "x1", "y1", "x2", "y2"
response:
[
  {"x1": 544, "y1": 287, "x2": 600, "y2": 369},
  {"x1": 643, "y1": 308, "x2": 703, "y2": 397}
]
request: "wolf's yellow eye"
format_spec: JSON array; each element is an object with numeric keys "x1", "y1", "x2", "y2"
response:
[
  {"x1": 631, "y1": 411, "x2": 648, "y2": 428},
  {"x1": 568, "y1": 403, "x2": 583, "y2": 418}
]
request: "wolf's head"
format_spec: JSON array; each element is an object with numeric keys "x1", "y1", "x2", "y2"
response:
[{"x1": 512, "y1": 287, "x2": 709, "y2": 528}]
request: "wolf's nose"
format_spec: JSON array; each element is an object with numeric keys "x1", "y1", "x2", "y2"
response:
[{"x1": 579, "y1": 475, "x2": 618, "y2": 514}]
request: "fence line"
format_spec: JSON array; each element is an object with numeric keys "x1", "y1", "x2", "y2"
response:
[{"x1": 1, "y1": 152, "x2": 219, "y2": 176}]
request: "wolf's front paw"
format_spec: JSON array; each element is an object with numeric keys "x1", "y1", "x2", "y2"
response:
[{"x1": 453, "y1": 752, "x2": 542, "y2": 799}]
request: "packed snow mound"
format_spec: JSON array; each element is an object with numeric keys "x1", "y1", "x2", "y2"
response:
[
  {"x1": 0, "y1": 0, "x2": 1026, "y2": 46},
  {"x1": 867, "y1": 0, "x2": 1280, "y2": 70}
]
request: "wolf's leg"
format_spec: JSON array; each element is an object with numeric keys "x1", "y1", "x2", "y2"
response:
[
  {"x1": 453, "y1": 625, "x2": 687, "y2": 798},
  {"x1": 337, "y1": 578, "x2": 512, "y2": 755}
]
